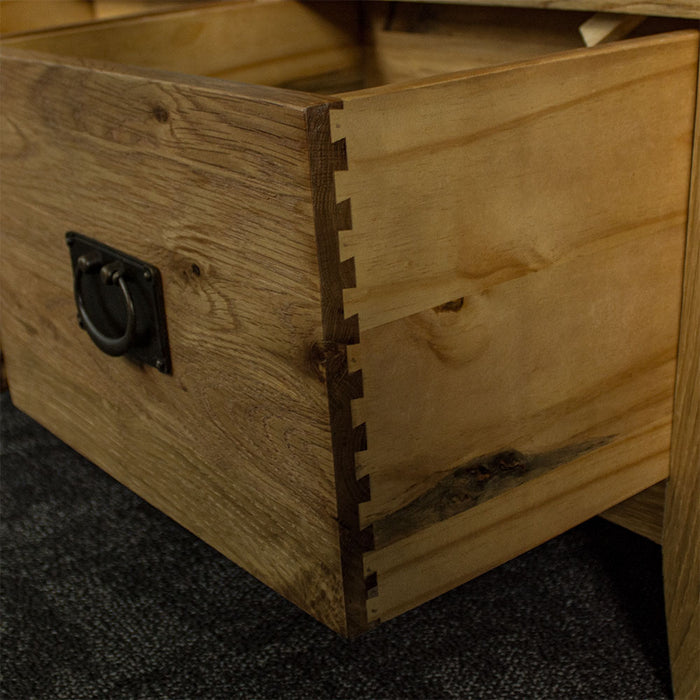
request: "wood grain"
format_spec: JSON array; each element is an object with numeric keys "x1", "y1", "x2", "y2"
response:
[
  {"x1": 355, "y1": 230, "x2": 687, "y2": 527},
  {"x1": 364, "y1": 421, "x2": 672, "y2": 622},
  {"x1": 332, "y1": 33, "x2": 697, "y2": 537},
  {"x1": 373, "y1": 437, "x2": 615, "y2": 548},
  {"x1": 333, "y1": 31, "x2": 698, "y2": 332},
  {"x1": 376, "y1": 0, "x2": 700, "y2": 21},
  {"x1": 0, "y1": 50, "x2": 350, "y2": 633},
  {"x1": 329, "y1": 30, "x2": 700, "y2": 625},
  {"x1": 2, "y1": 1, "x2": 362, "y2": 90},
  {"x1": 3, "y1": 1, "x2": 697, "y2": 641},
  {"x1": 600, "y1": 481, "x2": 666, "y2": 543},
  {"x1": 664, "y1": 55, "x2": 700, "y2": 700}
]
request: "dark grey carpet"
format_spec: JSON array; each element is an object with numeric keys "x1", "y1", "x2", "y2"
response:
[{"x1": 1, "y1": 391, "x2": 672, "y2": 699}]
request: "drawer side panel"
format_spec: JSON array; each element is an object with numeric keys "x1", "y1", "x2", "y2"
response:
[
  {"x1": 0, "y1": 54, "x2": 347, "y2": 632},
  {"x1": 331, "y1": 31, "x2": 699, "y2": 623}
]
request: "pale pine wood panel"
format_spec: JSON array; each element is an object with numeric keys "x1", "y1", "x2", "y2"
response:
[
  {"x1": 600, "y1": 481, "x2": 665, "y2": 543},
  {"x1": 348, "y1": 29, "x2": 698, "y2": 627},
  {"x1": 377, "y1": 0, "x2": 700, "y2": 21},
  {"x1": 664, "y1": 57, "x2": 700, "y2": 700},
  {"x1": 333, "y1": 32, "x2": 698, "y2": 332},
  {"x1": 1, "y1": 1, "x2": 362, "y2": 90},
  {"x1": 333, "y1": 33, "x2": 697, "y2": 534},
  {"x1": 357, "y1": 230, "x2": 684, "y2": 529},
  {"x1": 0, "y1": 52, "x2": 348, "y2": 632},
  {"x1": 364, "y1": 422, "x2": 670, "y2": 622}
]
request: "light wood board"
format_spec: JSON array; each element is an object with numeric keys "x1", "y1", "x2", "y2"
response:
[
  {"x1": 334, "y1": 32, "x2": 697, "y2": 523},
  {"x1": 331, "y1": 31, "x2": 699, "y2": 620},
  {"x1": 664, "y1": 55, "x2": 700, "y2": 700},
  {"x1": 0, "y1": 50, "x2": 349, "y2": 633},
  {"x1": 1, "y1": 1, "x2": 362, "y2": 89},
  {"x1": 334, "y1": 31, "x2": 698, "y2": 333}
]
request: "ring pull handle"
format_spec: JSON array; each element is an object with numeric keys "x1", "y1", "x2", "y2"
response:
[
  {"x1": 67, "y1": 232, "x2": 171, "y2": 372},
  {"x1": 74, "y1": 252, "x2": 136, "y2": 357}
]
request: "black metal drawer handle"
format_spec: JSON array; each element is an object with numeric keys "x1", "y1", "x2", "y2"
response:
[
  {"x1": 66, "y1": 232, "x2": 171, "y2": 373},
  {"x1": 74, "y1": 252, "x2": 136, "y2": 357}
]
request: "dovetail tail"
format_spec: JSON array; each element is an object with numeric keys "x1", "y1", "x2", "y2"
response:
[
  {"x1": 343, "y1": 313, "x2": 360, "y2": 344},
  {"x1": 340, "y1": 257, "x2": 357, "y2": 289},
  {"x1": 332, "y1": 137, "x2": 348, "y2": 170},
  {"x1": 348, "y1": 368, "x2": 364, "y2": 401},
  {"x1": 335, "y1": 198, "x2": 353, "y2": 231}
]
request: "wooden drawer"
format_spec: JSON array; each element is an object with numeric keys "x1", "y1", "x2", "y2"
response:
[{"x1": 0, "y1": 0, "x2": 697, "y2": 636}]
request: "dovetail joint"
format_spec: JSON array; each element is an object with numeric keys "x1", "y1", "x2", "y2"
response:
[{"x1": 332, "y1": 116, "x2": 378, "y2": 617}]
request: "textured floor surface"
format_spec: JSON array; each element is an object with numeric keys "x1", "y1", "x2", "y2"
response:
[{"x1": 1, "y1": 391, "x2": 672, "y2": 699}]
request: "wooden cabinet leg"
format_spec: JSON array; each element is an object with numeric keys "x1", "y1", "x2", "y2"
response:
[{"x1": 663, "y1": 59, "x2": 700, "y2": 700}]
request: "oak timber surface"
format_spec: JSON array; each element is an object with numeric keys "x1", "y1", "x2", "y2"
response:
[
  {"x1": 0, "y1": 52, "x2": 347, "y2": 632},
  {"x1": 664, "y1": 55, "x2": 700, "y2": 700}
]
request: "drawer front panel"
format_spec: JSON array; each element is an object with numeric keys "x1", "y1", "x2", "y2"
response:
[{"x1": 0, "y1": 52, "x2": 347, "y2": 632}]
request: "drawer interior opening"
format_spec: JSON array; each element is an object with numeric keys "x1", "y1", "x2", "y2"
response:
[{"x1": 1, "y1": 0, "x2": 694, "y2": 95}]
